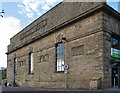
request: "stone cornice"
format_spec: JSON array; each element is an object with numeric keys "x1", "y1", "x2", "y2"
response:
[{"x1": 102, "y1": 4, "x2": 120, "y2": 20}]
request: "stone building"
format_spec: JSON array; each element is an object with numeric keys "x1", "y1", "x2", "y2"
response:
[
  {"x1": 0, "y1": 70, "x2": 2, "y2": 85},
  {"x1": 6, "y1": 1, "x2": 120, "y2": 89},
  {"x1": 0, "y1": 67, "x2": 7, "y2": 85}
]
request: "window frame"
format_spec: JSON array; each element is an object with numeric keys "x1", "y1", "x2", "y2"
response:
[
  {"x1": 55, "y1": 43, "x2": 65, "y2": 72},
  {"x1": 29, "y1": 52, "x2": 34, "y2": 74}
]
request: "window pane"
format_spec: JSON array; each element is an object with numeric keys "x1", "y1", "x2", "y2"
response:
[
  {"x1": 62, "y1": 66, "x2": 64, "y2": 71},
  {"x1": 62, "y1": 59, "x2": 64, "y2": 65},
  {"x1": 57, "y1": 66, "x2": 61, "y2": 71},
  {"x1": 57, "y1": 59, "x2": 61, "y2": 67},
  {"x1": 111, "y1": 38, "x2": 119, "y2": 49},
  {"x1": 14, "y1": 58, "x2": 17, "y2": 74}
]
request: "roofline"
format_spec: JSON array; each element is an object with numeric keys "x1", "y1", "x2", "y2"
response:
[
  {"x1": 10, "y1": 2, "x2": 62, "y2": 41},
  {"x1": 102, "y1": 3, "x2": 120, "y2": 20},
  {"x1": 6, "y1": 3, "x2": 120, "y2": 55},
  {"x1": 9, "y1": 2, "x2": 120, "y2": 41}
]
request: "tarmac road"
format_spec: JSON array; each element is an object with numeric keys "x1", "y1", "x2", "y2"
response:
[{"x1": 1, "y1": 87, "x2": 120, "y2": 93}]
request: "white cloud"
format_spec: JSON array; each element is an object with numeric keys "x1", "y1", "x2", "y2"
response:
[
  {"x1": 26, "y1": 12, "x2": 34, "y2": 18},
  {"x1": 28, "y1": 2, "x2": 40, "y2": 12},
  {"x1": 37, "y1": 12, "x2": 42, "y2": 16},
  {"x1": 42, "y1": 4, "x2": 50, "y2": 10},
  {"x1": 0, "y1": 17, "x2": 21, "y2": 68},
  {"x1": 18, "y1": 0, "x2": 63, "y2": 18}
]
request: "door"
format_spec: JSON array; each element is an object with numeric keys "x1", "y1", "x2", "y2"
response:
[
  {"x1": 112, "y1": 67, "x2": 119, "y2": 88},
  {"x1": 14, "y1": 58, "x2": 17, "y2": 83},
  {"x1": 112, "y1": 62, "x2": 120, "y2": 88}
]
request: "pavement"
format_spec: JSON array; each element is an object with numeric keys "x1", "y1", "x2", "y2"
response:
[
  {"x1": 1, "y1": 86, "x2": 120, "y2": 93},
  {"x1": 0, "y1": 85, "x2": 2, "y2": 93}
]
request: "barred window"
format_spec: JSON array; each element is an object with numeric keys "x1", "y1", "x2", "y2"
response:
[
  {"x1": 56, "y1": 43, "x2": 64, "y2": 72},
  {"x1": 29, "y1": 52, "x2": 34, "y2": 74}
]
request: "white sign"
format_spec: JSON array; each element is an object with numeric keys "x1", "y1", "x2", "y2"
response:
[
  {"x1": 64, "y1": 70, "x2": 67, "y2": 74},
  {"x1": 111, "y1": 48, "x2": 120, "y2": 59}
]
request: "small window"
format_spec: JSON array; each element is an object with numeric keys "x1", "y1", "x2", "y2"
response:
[
  {"x1": 111, "y1": 38, "x2": 119, "y2": 48},
  {"x1": 56, "y1": 43, "x2": 64, "y2": 72},
  {"x1": 14, "y1": 58, "x2": 17, "y2": 75},
  {"x1": 29, "y1": 52, "x2": 34, "y2": 74}
]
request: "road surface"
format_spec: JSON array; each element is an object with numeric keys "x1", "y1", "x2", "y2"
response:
[{"x1": 1, "y1": 87, "x2": 120, "y2": 93}]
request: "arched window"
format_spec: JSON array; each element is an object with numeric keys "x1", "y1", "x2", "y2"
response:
[
  {"x1": 29, "y1": 52, "x2": 34, "y2": 74},
  {"x1": 56, "y1": 43, "x2": 64, "y2": 72}
]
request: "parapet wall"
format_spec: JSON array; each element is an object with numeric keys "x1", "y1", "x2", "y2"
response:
[{"x1": 7, "y1": 2, "x2": 103, "y2": 54}]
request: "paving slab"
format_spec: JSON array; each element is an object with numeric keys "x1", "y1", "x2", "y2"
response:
[{"x1": 0, "y1": 86, "x2": 2, "y2": 93}]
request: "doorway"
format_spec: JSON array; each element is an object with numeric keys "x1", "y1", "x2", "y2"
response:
[
  {"x1": 14, "y1": 58, "x2": 17, "y2": 83},
  {"x1": 112, "y1": 62, "x2": 120, "y2": 88}
]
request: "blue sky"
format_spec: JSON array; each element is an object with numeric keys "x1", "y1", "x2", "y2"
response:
[
  {"x1": 1, "y1": 1, "x2": 61, "y2": 28},
  {"x1": 107, "y1": 2, "x2": 119, "y2": 11},
  {"x1": 0, "y1": 0, "x2": 120, "y2": 68}
]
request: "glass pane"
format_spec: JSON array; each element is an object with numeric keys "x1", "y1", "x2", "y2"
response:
[
  {"x1": 57, "y1": 67, "x2": 59, "y2": 71},
  {"x1": 57, "y1": 48, "x2": 59, "y2": 53},
  {"x1": 59, "y1": 66, "x2": 62, "y2": 71},
  {"x1": 57, "y1": 66, "x2": 61, "y2": 71},
  {"x1": 61, "y1": 51, "x2": 64, "y2": 56},
  {"x1": 14, "y1": 58, "x2": 17, "y2": 74},
  {"x1": 57, "y1": 53, "x2": 60, "y2": 58},
  {"x1": 62, "y1": 59, "x2": 64, "y2": 65},
  {"x1": 58, "y1": 60, "x2": 61, "y2": 67},
  {"x1": 111, "y1": 38, "x2": 119, "y2": 49},
  {"x1": 62, "y1": 66, "x2": 64, "y2": 71}
]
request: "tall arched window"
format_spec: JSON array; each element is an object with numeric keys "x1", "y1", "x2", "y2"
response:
[
  {"x1": 29, "y1": 52, "x2": 34, "y2": 74},
  {"x1": 14, "y1": 58, "x2": 17, "y2": 75},
  {"x1": 56, "y1": 43, "x2": 64, "y2": 72}
]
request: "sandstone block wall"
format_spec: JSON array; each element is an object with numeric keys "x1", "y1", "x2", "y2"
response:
[{"x1": 7, "y1": 11, "x2": 105, "y2": 89}]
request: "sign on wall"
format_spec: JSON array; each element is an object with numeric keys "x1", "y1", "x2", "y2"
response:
[
  {"x1": 111, "y1": 48, "x2": 120, "y2": 59},
  {"x1": 64, "y1": 64, "x2": 69, "y2": 70}
]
